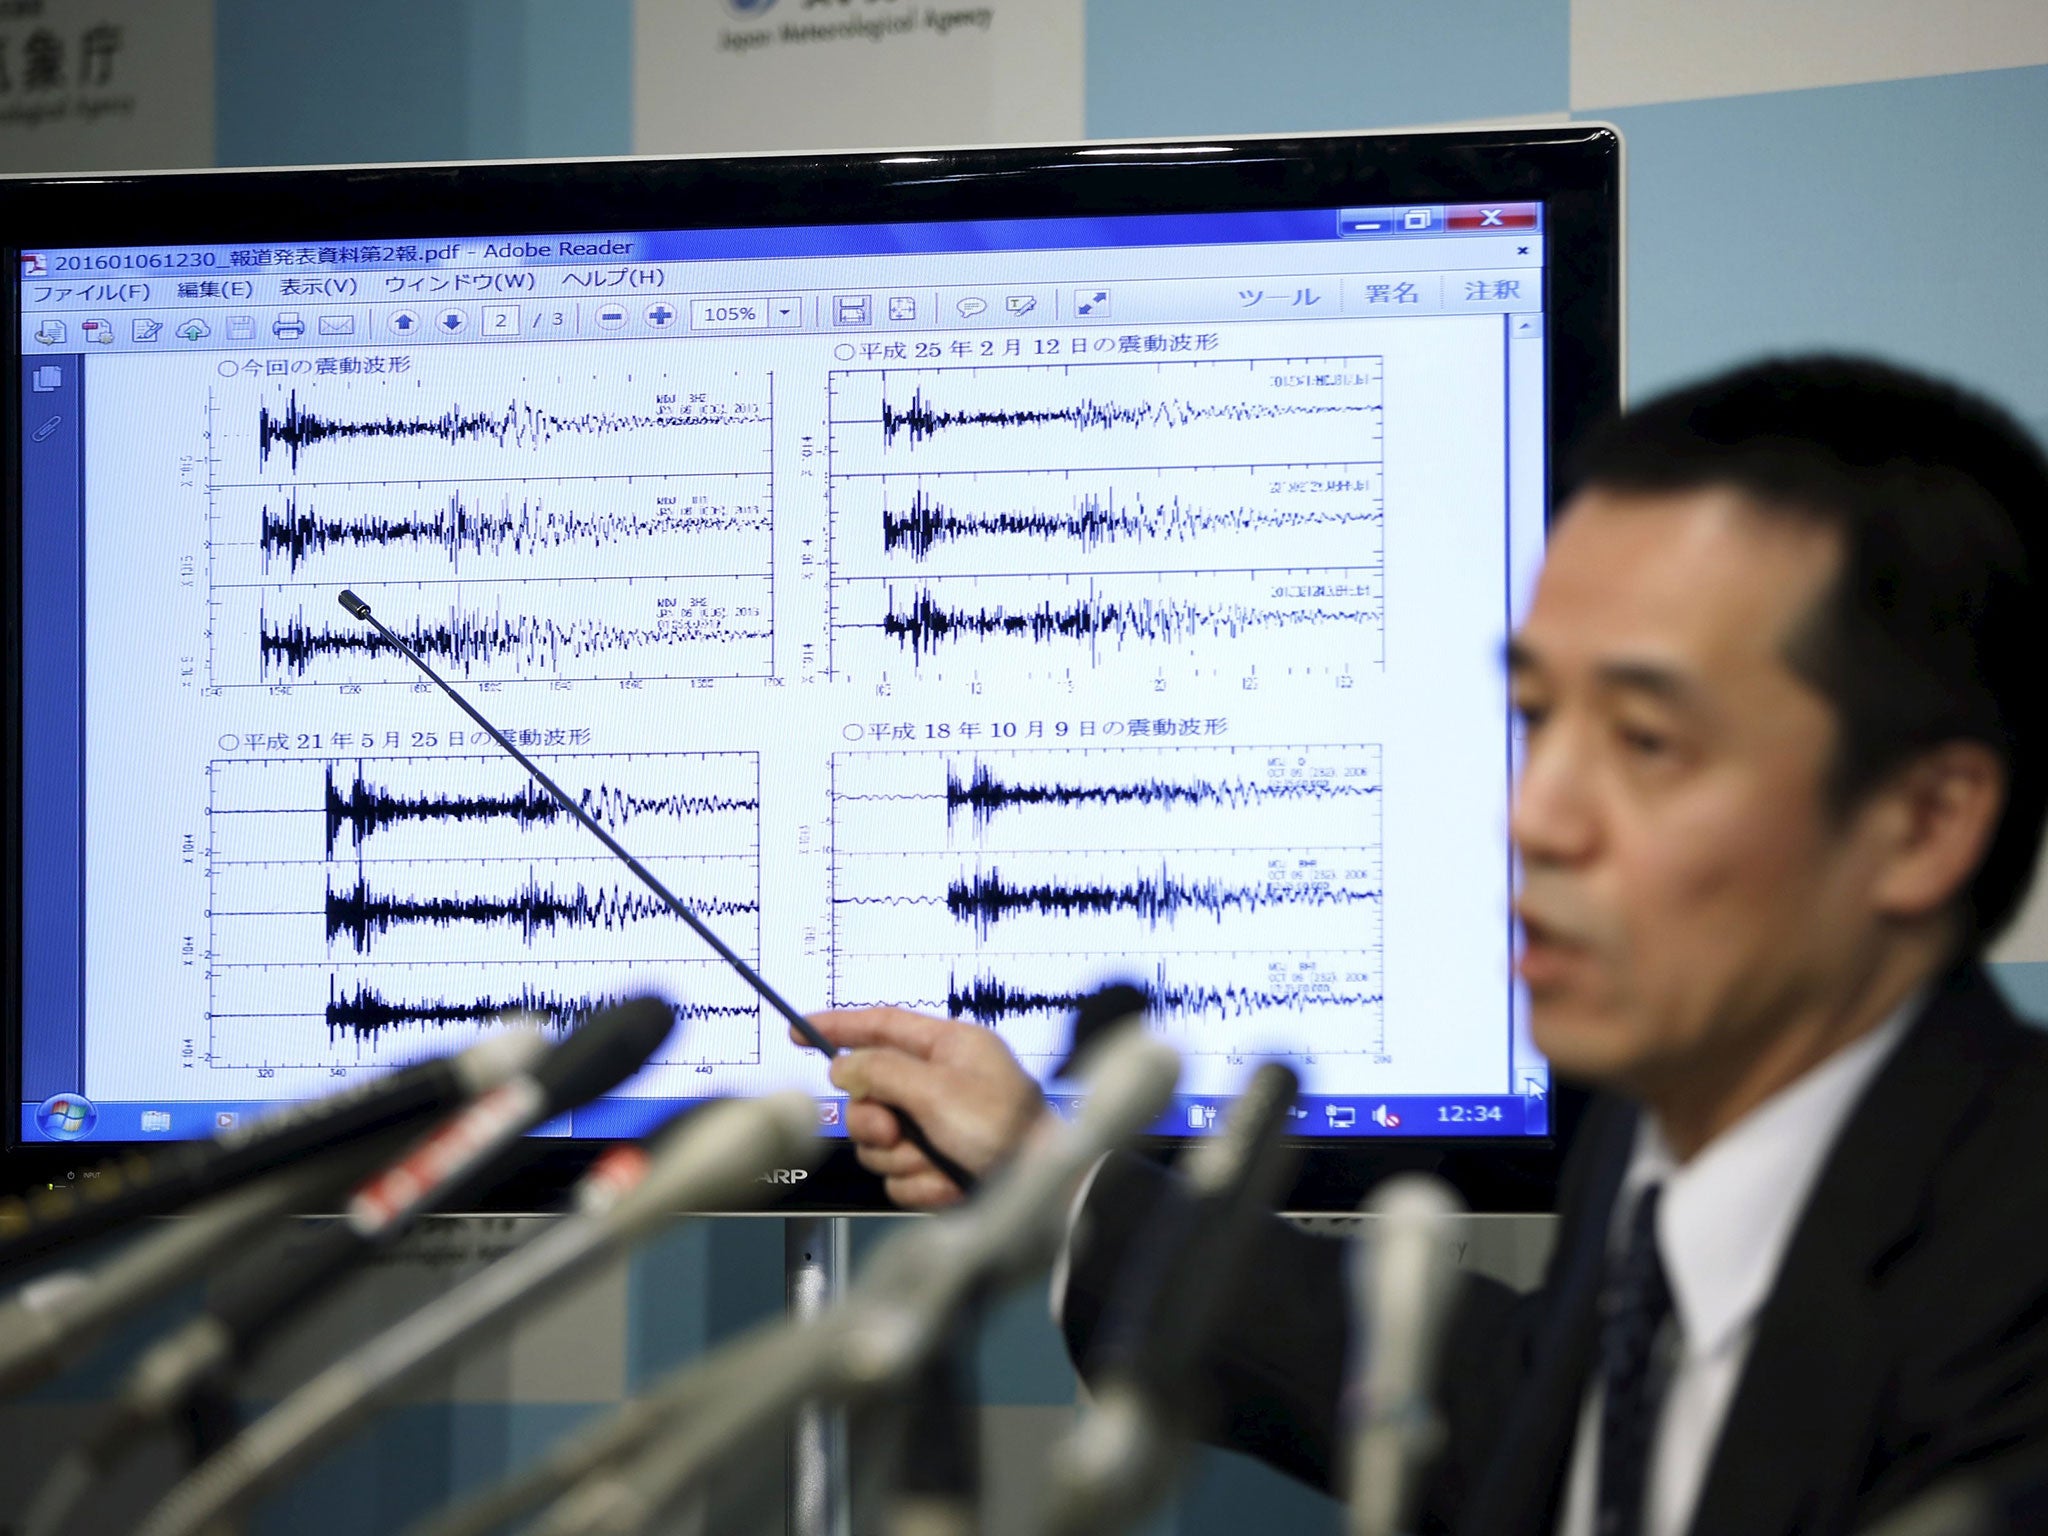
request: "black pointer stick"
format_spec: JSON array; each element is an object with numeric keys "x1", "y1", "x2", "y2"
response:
[{"x1": 334, "y1": 589, "x2": 977, "y2": 1197}]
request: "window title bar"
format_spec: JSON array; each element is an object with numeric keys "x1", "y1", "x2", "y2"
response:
[{"x1": 22, "y1": 203, "x2": 1543, "y2": 280}]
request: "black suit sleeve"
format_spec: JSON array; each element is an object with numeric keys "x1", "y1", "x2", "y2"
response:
[
  {"x1": 1057, "y1": 1104, "x2": 1633, "y2": 1517},
  {"x1": 1853, "y1": 1060, "x2": 2048, "y2": 1526},
  {"x1": 1058, "y1": 1151, "x2": 1530, "y2": 1497}
]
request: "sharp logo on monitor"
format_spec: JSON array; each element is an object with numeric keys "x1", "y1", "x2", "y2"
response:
[{"x1": 758, "y1": 1168, "x2": 810, "y2": 1184}]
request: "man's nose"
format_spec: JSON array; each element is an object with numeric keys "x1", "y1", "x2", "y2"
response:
[{"x1": 1510, "y1": 723, "x2": 1599, "y2": 865}]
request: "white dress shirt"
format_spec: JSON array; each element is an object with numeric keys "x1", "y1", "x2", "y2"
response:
[{"x1": 1553, "y1": 1001, "x2": 1916, "y2": 1536}]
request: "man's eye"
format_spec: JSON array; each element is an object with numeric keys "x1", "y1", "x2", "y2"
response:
[
  {"x1": 1618, "y1": 725, "x2": 1670, "y2": 757},
  {"x1": 1513, "y1": 700, "x2": 1548, "y2": 732}
]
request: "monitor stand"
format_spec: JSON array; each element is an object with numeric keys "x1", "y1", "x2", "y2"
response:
[{"x1": 785, "y1": 1216, "x2": 852, "y2": 1536}]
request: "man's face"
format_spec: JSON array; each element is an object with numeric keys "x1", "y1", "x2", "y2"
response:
[{"x1": 1509, "y1": 485, "x2": 1890, "y2": 1099}]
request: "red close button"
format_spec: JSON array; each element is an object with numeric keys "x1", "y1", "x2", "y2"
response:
[{"x1": 1446, "y1": 204, "x2": 1539, "y2": 231}]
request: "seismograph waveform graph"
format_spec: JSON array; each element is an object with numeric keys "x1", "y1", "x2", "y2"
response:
[
  {"x1": 254, "y1": 390, "x2": 769, "y2": 475},
  {"x1": 206, "y1": 751, "x2": 764, "y2": 1070},
  {"x1": 830, "y1": 742, "x2": 1386, "y2": 1066},
  {"x1": 204, "y1": 368, "x2": 777, "y2": 686},
  {"x1": 860, "y1": 574, "x2": 1382, "y2": 667},
  {"x1": 321, "y1": 978, "x2": 759, "y2": 1046},
  {"x1": 827, "y1": 356, "x2": 1385, "y2": 683},
  {"x1": 251, "y1": 591, "x2": 773, "y2": 681},
  {"x1": 873, "y1": 385, "x2": 1370, "y2": 452},
  {"x1": 873, "y1": 479, "x2": 1383, "y2": 570},
  {"x1": 222, "y1": 483, "x2": 773, "y2": 584}
]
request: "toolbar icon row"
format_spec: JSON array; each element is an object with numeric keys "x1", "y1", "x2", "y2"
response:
[{"x1": 828, "y1": 291, "x2": 1067, "y2": 325}]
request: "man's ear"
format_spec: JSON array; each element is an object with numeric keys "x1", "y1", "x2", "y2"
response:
[{"x1": 1868, "y1": 741, "x2": 2007, "y2": 921}]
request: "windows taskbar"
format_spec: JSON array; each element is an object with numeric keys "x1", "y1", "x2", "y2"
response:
[{"x1": 21, "y1": 1091, "x2": 1549, "y2": 1146}]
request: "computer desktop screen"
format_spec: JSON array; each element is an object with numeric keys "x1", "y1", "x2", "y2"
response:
[{"x1": 5, "y1": 133, "x2": 1619, "y2": 1197}]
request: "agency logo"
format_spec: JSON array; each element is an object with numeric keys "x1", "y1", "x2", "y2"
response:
[
  {"x1": 35, "y1": 1092, "x2": 97, "y2": 1141},
  {"x1": 726, "y1": 0, "x2": 778, "y2": 15}
]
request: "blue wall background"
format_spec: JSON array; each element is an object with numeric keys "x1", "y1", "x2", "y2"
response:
[
  {"x1": 217, "y1": 0, "x2": 631, "y2": 165},
  {"x1": 30, "y1": 4, "x2": 2018, "y2": 1531},
  {"x1": 213, "y1": 0, "x2": 2048, "y2": 442}
]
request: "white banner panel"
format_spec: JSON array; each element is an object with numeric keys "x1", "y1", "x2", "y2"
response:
[
  {"x1": 1572, "y1": 0, "x2": 2048, "y2": 109},
  {"x1": 634, "y1": 0, "x2": 1082, "y2": 155},
  {"x1": 0, "y1": 0, "x2": 212, "y2": 172}
]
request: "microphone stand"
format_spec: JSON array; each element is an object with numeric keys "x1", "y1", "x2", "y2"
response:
[
  {"x1": 334, "y1": 588, "x2": 976, "y2": 1198},
  {"x1": 1346, "y1": 1174, "x2": 1465, "y2": 1536},
  {"x1": 134, "y1": 1094, "x2": 820, "y2": 1536},
  {"x1": 881, "y1": 1313, "x2": 981, "y2": 1536},
  {"x1": 1042, "y1": 1061, "x2": 1301, "y2": 1536},
  {"x1": 22, "y1": 999, "x2": 671, "y2": 1536}
]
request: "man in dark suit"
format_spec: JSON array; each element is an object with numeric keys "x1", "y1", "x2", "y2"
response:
[{"x1": 807, "y1": 356, "x2": 2048, "y2": 1535}]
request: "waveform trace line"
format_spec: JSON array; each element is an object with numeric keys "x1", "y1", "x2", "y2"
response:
[
  {"x1": 869, "y1": 385, "x2": 1378, "y2": 451},
  {"x1": 215, "y1": 470, "x2": 768, "y2": 492},
  {"x1": 323, "y1": 870, "x2": 758, "y2": 955},
  {"x1": 864, "y1": 580, "x2": 1381, "y2": 662},
  {"x1": 254, "y1": 488, "x2": 771, "y2": 576},
  {"x1": 833, "y1": 460, "x2": 1373, "y2": 481},
  {"x1": 256, "y1": 390, "x2": 769, "y2": 473},
  {"x1": 321, "y1": 978, "x2": 758, "y2": 1044},
  {"x1": 928, "y1": 760, "x2": 1382, "y2": 835},
  {"x1": 913, "y1": 863, "x2": 1381, "y2": 936},
  {"x1": 321, "y1": 761, "x2": 758, "y2": 857},
  {"x1": 939, "y1": 964, "x2": 1384, "y2": 1028},
  {"x1": 878, "y1": 482, "x2": 1382, "y2": 562},
  {"x1": 258, "y1": 598, "x2": 772, "y2": 680}
]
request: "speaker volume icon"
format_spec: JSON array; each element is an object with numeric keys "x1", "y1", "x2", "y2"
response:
[{"x1": 1372, "y1": 1104, "x2": 1401, "y2": 1129}]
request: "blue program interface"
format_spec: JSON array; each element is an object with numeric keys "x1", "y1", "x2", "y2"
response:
[{"x1": 16, "y1": 201, "x2": 1550, "y2": 1144}]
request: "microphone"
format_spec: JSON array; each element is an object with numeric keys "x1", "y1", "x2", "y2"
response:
[
  {"x1": 1053, "y1": 980, "x2": 1150, "y2": 1077},
  {"x1": 22, "y1": 996, "x2": 674, "y2": 1536},
  {"x1": 0, "y1": 1028, "x2": 545, "y2": 1284},
  {"x1": 334, "y1": 586, "x2": 977, "y2": 1197},
  {"x1": 0, "y1": 1121, "x2": 420, "y2": 1399},
  {"x1": 436, "y1": 1020, "x2": 1177, "y2": 1536},
  {"x1": 1043, "y1": 1061, "x2": 1302, "y2": 1536},
  {"x1": 1346, "y1": 1174, "x2": 1466, "y2": 1536},
  {"x1": 135, "y1": 1091, "x2": 820, "y2": 1536}
]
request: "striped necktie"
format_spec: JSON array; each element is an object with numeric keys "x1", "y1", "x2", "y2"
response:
[{"x1": 1594, "y1": 1183, "x2": 1672, "y2": 1536}]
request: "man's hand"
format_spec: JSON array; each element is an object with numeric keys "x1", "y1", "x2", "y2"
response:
[{"x1": 801, "y1": 1008, "x2": 1051, "y2": 1209}]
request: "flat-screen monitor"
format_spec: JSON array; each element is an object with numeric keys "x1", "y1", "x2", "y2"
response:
[{"x1": 2, "y1": 128, "x2": 1620, "y2": 1210}]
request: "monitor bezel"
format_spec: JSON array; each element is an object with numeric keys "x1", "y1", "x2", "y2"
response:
[{"x1": 0, "y1": 126, "x2": 1620, "y2": 1214}]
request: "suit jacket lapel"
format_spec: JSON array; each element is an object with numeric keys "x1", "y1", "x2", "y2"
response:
[
  {"x1": 1685, "y1": 964, "x2": 2015, "y2": 1536},
  {"x1": 1462, "y1": 1100, "x2": 1639, "y2": 1536}
]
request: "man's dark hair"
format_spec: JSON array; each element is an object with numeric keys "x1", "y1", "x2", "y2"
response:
[{"x1": 1562, "y1": 355, "x2": 2048, "y2": 947}]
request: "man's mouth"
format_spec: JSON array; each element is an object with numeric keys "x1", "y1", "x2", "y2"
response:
[{"x1": 1515, "y1": 906, "x2": 1592, "y2": 987}]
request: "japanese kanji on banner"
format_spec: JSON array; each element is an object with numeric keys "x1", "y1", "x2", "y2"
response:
[
  {"x1": 634, "y1": 0, "x2": 1083, "y2": 156},
  {"x1": 0, "y1": 0, "x2": 212, "y2": 172}
]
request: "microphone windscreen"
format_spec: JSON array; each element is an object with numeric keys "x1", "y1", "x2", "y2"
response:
[
  {"x1": 1055, "y1": 981, "x2": 1149, "y2": 1077},
  {"x1": 533, "y1": 997, "x2": 674, "y2": 1115}
]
